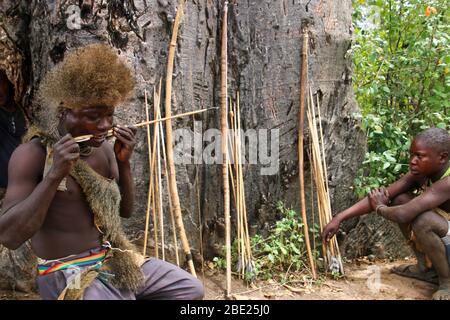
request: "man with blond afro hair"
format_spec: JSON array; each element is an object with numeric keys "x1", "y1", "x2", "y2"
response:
[{"x1": 0, "y1": 44, "x2": 204, "y2": 300}]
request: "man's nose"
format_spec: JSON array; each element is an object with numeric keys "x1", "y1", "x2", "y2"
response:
[{"x1": 97, "y1": 117, "x2": 112, "y2": 130}]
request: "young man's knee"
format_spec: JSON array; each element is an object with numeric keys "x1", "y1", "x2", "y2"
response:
[{"x1": 411, "y1": 212, "x2": 434, "y2": 235}]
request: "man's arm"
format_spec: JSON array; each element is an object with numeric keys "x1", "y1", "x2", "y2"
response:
[
  {"x1": 373, "y1": 177, "x2": 450, "y2": 224},
  {"x1": 0, "y1": 135, "x2": 80, "y2": 249},
  {"x1": 109, "y1": 126, "x2": 136, "y2": 218},
  {"x1": 322, "y1": 172, "x2": 420, "y2": 242},
  {"x1": 117, "y1": 161, "x2": 135, "y2": 219}
]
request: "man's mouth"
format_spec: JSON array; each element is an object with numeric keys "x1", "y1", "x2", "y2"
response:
[{"x1": 91, "y1": 133, "x2": 107, "y2": 142}]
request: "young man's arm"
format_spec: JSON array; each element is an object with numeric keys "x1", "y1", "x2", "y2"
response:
[
  {"x1": 109, "y1": 126, "x2": 137, "y2": 218},
  {"x1": 322, "y1": 172, "x2": 420, "y2": 242},
  {"x1": 371, "y1": 177, "x2": 450, "y2": 224},
  {"x1": 0, "y1": 135, "x2": 79, "y2": 249}
]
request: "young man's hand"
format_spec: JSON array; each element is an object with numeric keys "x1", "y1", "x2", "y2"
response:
[
  {"x1": 368, "y1": 187, "x2": 390, "y2": 212},
  {"x1": 113, "y1": 126, "x2": 137, "y2": 163},
  {"x1": 49, "y1": 134, "x2": 80, "y2": 180},
  {"x1": 322, "y1": 218, "x2": 341, "y2": 243}
]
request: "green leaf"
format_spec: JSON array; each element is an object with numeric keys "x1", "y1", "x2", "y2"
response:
[{"x1": 382, "y1": 86, "x2": 391, "y2": 93}]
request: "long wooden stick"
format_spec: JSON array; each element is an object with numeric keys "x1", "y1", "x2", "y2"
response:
[
  {"x1": 150, "y1": 88, "x2": 160, "y2": 258},
  {"x1": 307, "y1": 96, "x2": 326, "y2": 263},
  {"x1": 150, "y1": 86, "x2": 164, "y2": 258},
  {"x1": 159, "y1": 80, "x2": 180, "y2": 266},
  {"x1": 234, "y1": 101, "x2": 245, "y2": 279},
  {"x1": 143, "y1": 89, "x2": 154, "y2": 257},
  {"x1": 164, "y1": 0, "x2": 196, "y2": 277},
  {"x1": 237, "y1": 93, "x2": 252, "y2": 268},
  {"x1": 313, "y1": 91, "x2": 344, "y2": 275},
  {"x1": 135, "y1": 108, "x2": 213, "y2": 128},
  {"x1": 155, "y1": 96, "x2": 165, "y2": 261},
  {"x1": 220, "y1": 1, "x2": 231, "y2": 297},
  {"x1": 298, "y1": 29, "x2": 317, "y2": 279},
  {"x1": 307, "y1": 91, "x2": 344, "y2": 275},
  {"x1": 310, "y1": 89, "x2": 334, "y2": 259},
  {"x1": 229, "y1": 101, "x2": 240, "y2": 276},
  {"x1": 309, "y1": 139, "x2": 317, "y2": 257},
  {"x1": 73, "y1": 108, "x2": 213, "y2": 143},
  {"x1": 194, "y1": 138, "x2": 205, "y2": 282}
]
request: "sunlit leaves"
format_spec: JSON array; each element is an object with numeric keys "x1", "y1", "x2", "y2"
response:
[{"x1": 351, "y1": 0, "x2": 449, "y2": 197}]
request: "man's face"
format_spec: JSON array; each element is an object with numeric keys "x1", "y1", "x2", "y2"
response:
[
  {"x1": 409, "y1": 138, "x2": 445, "y2": 177},
  {"x1": 0, "y1": 72, "x2": 13, "y2": 107},
  {"x1": 61, "y1": 105, "x2": 115, "y2": 148}
]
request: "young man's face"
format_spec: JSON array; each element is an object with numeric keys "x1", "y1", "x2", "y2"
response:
[
  {"x1": 409, "y1": 138, "x2": 446, "y2": 177},
  {"x1": 0, "y1": 71, "x2": 13, "y2": 108},
  {"x1": 61, "y1": 105, "x2": 114, "y2": 147}
]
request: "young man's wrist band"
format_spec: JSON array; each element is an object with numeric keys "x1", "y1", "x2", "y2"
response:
[{"x1": 375, "y1": 204, "x2": 387, "y2": 215}]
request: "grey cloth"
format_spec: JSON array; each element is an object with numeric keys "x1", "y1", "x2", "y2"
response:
[{"x1": 37, "y1": 248, "x2": 204, "y2": 300}]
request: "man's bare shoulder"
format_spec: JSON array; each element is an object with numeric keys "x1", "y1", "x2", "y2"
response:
[
  {"x1": 13, "y1": 139, "x2": 46, "y2": 158},
  {"x1": 9, "y1": 139, "x2": 46, "y2": 175}
]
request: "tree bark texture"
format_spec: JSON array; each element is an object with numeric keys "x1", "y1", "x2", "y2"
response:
[{"x1": 0, "y1": 0, "x2": 409, "y2": 291}]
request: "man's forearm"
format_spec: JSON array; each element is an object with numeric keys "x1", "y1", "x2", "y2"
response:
[
  {"x1": 377, "y1": 202, "x2": 420, "y2": 224},
  {"x1": 0, "y1": 173, "x2": 62, "y2": 249},
  {"x1": 334, "y1": 196, "x2": 373, "y2": 222},
  {"x1": 117, "y1": 160, "x2": 135, "y2": 218}
]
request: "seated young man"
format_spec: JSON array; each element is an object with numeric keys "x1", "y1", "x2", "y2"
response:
[
  {"x1": 322, "y1": 128, "x2": 450, "y2": 300},
  {"x1": 0, "y1": 44, "x2": 204, "y2": 300}
]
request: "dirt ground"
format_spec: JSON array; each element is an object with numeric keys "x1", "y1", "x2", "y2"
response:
[
  {"x1": 0, "y1": 257, "x2": 437, "y2": 300},
  {"x1": 199, "y1": 256, "x2": 437, "y2": 300}
]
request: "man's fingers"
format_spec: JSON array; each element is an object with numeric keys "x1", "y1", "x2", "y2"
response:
[
  {"x1": 59, "y1": 140, "x2": 80, "y2": 153},
  {"x1": 55, "y1": 134, "x2": 73, "y2": 146},
  {"x1": 127, "y1": 125, "x2": 137, "y2": 134},
  {"x1": 114, "y1": 127, "x2": 136, "y2": 144},
  {"x1": 115, "y1": 128, "x2": 133, "y2": 141},
  {"x1": 114, "y1": 134, "x2": 133, "y2": 146},
  {"x1": 67, "y1": 153, "x2": 80, "y2": 161},
  {"x1": 115, "y1": 126, "x2": 135, "y2": 136}
]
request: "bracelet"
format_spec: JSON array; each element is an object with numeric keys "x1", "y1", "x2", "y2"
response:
[{"x1": 375, "y1": 204, "x2": 387, "y2": 215}]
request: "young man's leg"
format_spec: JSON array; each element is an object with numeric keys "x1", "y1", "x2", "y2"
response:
[
  {"x1": 135, "y1": 258, "x2": 204, "y2": 300},
  {"x1": 390, "y1": 193, "x2": 438, "y2": 283},
  {"x1": 411, "y1": 211, "x2": 450, "y2": 300}
]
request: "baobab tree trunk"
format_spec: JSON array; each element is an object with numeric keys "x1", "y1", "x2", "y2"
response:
[{"x1": 0, "y1": 0, "x2": 408, "y2": 293}]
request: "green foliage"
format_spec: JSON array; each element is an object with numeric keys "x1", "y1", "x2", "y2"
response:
[
  {"x1": 212, "y1": 201, "x2": 322, "y2": 282},
  {"x1": 352, "y1": 0, "x2": 450, "y2": 197},
  {"x1": 212, "y1": 256, "x2": 226, "y2": 270}
]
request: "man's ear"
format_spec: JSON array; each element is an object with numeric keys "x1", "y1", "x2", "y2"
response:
[{"x1": 440, "y1": 151, "x2": 449, "y2": 163}]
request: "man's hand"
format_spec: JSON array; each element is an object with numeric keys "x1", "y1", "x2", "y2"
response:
[
  {"x1": 322, "y1": 218, "x2": 341, "y2": 243},
  {"x1": 48, "y1": 134, "x2": 80, "y2": 180},
  {"x1": 368, "y1": 187, "x2": 390, "y2": 211},
  {"x1": 113, "y1": 126, "x2": 137, "y2": 163}
]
